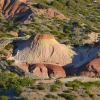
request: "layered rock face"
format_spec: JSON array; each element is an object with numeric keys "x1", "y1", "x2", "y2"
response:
[
  {"x1": 77, "y1": 59, "x2": 100, "y2": 76},
  {"x1": 13, "y1": 34, "x2": 76, "y2": 66},
  {"x1": 11, "y1": 34, "x2": 77, "y2": 78},
  {"x1": 29, "y1": 64, "x2": 66, "y2": 78},
  {"x1": 0, "y1": 0, "x2": 33, "y2": 23}
]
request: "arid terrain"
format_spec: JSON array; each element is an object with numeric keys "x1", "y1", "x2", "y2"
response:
[{"x1": 0, "y1": 0, "x2": 100, "y2": 100}]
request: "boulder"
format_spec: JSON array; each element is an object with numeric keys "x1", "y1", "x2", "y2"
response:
[
  {"x1": 29, "y1": 63, "x2": 66, "y2": 78},
  {"x1": 29, "y1": 63, "x2": 48, "y2": 79},
  {"x1": 45, "y1": 64, "x2": 66, "y2": 78},
  {"x1": 77, "y1": 59, "x2": 100, "y2": 76}
]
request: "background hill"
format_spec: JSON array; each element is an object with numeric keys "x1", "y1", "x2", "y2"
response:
[{"x1": 0, "y1": 0, "x2": 100, "y2": 46}]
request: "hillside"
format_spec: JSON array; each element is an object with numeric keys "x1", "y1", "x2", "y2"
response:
[
  {"x1": 0, "y1": 0, "x2": 100, "y2": 100},
  {"x1": 0, "y1": 0, "x2": 100, "y2": 45}
]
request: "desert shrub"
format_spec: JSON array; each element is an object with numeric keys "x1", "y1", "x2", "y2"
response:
[
  {"x1": 7, "y1": 60, "x2": 13, "y2": 65},
  {"x1": 65, "y1": 41, "x2": 70, "y2": 45},
  {"x1": 81, "y1": 82, "x2": 91, "y2": 88},
  {"x1": 0, "y1": 96, "x2": 8, "y2": 100},
  {"x1": 36, "y1": 3, "x2": 49, "y2": 9},
  {"x1": 5, "y1": 44, "x2": 14, "y2": 50},
  {"x1": 51, "y1": 85, "x2": 58, "y2": 92},
  {"x1": 38, "y1": 85, "x2": 45, "y2": 90},
  {"x1": 9, "y1": 72, "x2": 16, "y2": 77},
  {"x1": 65, "y1": 80, "x2": 81, "y2": 87},
  {"x1": 60, "y1": 93, "x2": 77, "y2": 100},
  {"x1": 0, "y1": 50, "x2": 8, "y2": 56},
  {"x1": 46, "y1": 94, "x2": 58, "y2": 99},
  {"x1": 57, "y1": 35, "x2": 65, "y2": 39},
  {"x1": 50, "y1": 30, "x2": 60, "y2": 35},
  {"x1": 22, "y1": 97, "x2": 28, "y2": 100},
  {"x1": 0, "y1": 33, "x2": 15, "y2": 38},
  {"x1": 65, "y1": 80, "x2": 83, "y2": 91},
  {"x1": 86, "y1": 90, "x2": 94, "y2": 98},
  {"x1": 47, "y1": 25, "x2": 54, "y2": 30},
  {"x1": 72, "y1": 84, "x2": 79, "y2": 91},
  {"x1": 64, "y1": 90, "x2": 72, "y2": 93},
  {"x1": 51, "y1": 0, "x2": 65, "y2": 11},
  {"x1": 15, "y1": 86, "x2": 23, "y2": 95},
  {"x1": 0, "y1": 72, "x2": 35, "y2": 93},
  {"x1": 18, "y1": 77, "x2": 33, "y2": 86},
  {"x1": 56, "y1": 79, "x2": 64, "y2": 86},
  {"x1": 31, "y1": 85, "x2": 37, "y2": 90}
]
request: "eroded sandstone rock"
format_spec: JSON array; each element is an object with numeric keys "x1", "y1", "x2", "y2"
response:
[
  {"x1": 37, "y1": 8, "x2": 66, "y2": 19},
  {"x1": 77, "y1": 59, "x2": 100, "y2": 76},
  {"x1": 29, "y1": 63, "x2": 66, "y2": 78},
  {"x1": 0, "y1": 0, "x2": 33, "y2": 23},
  {"x1": 13, "y1": 34, "x2": 76, "y2": 66}
]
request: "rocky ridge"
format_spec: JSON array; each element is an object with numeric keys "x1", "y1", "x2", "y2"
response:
[
  {"x1": 0, "y1": 0, "x2": 33, "y2": 23},
  {"x1": 77, "y1": 59, "x2": 100, "y2": 76}
]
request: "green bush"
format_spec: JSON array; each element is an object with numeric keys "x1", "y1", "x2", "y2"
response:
[
  {"x1": 31, "y1": 85, "x2": 37, "y2": 90},
  {"x1": 15, "y1": 86, "x2": 23, "y2": 95},
  {"x1": 86, "y1": 90, "x2": 94, "y2": 98},
  {"x1": 47, "y1": 25, "x2": 54, "y2": 30},
  {"x1": 0, "y1": 72, "x2": 35, "y2": 93},
  {"x1": 9, "y1": 72, "x2": 16, "y2": 77},
  {"x1": 56, "y1": 79, "x2": 64, "y2": 86},
  {"x1": 51, "y1": 85, "x2": 58, "y2": 92},
  {"x1": 22, "y1": 97, "x2": 28, "y2": 100},
  {"x1": 65, "y1": 80, "x2": 81, "y2": 87},
  {"x1": 72, "y1": 84, "x2": 79, "y2": 91},
  {"x1": 36, "y1": 3, "x2": 49, "y2": 9},
  {"x1": 65, "y1": 41, "x2": 70, "y2": 45},
  {"x1": 50, "y1": 30, "x2": 60, "y2": 35},
  {"x1": 0, "y1": 33, "x2": 15, "y2": 38},
  {"x1": 0, "y1": 50, "x2": 8, "y2": 56},
  {"x1": 0, "y1": 96, "x2": 8, "y2": 100},
  {"x1": 7, "y1": 60, "x2": 13, "y2": 65},
  {"x1": 64, "y1": 90, "x2": 72, "y2": 93},
  {"x1": 47, "y1": 94, "x2": 58, "y2": 99},
  {"x1": 38, "y1": 85, "x2": 45, "y2": 90},
  {"x1": 60, "y1": 93, "x2": 77, "y2": 100},
  {"x1": 4, "y1": 44, "x2": 14, "y2": 50},
  {"x1": 18, "y1": 77, "x2": 33, "y2": 87}
]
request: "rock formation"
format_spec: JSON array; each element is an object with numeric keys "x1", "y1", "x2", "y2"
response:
[
  {"x1": 9, "y1": 33, "x2": 100, "y2": 78},
  {"x1": 37, "y1": 8, "x2": 66, "y2": 19},
  {"x1": 13, "y1": 34, "x2": 76, "y2": 66},
  {"x1": 0, "y1": 0, "x2": 33, "y2": 23},
  {"x1": 77, "y1": 59, "x2": 100, "y2": 76},
  {"x1": 9, "y1": 33, "x2": 77, "y2": 78},
  {"x1": 29, "y1": 63, "x2": 66, "y2": 78}
]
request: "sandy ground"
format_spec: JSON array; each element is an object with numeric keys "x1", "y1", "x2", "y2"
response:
[
  {"x1": 35, "y1": 76, "x2": 100, "y2": 85},
  {"x1": 60, "y1": 76, "x2": 100, "y2": 83}
]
